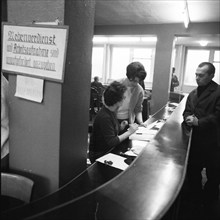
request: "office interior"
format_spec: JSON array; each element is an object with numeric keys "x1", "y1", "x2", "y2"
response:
[{"x1": 1, "y1": 0, "x2": 220, "y2": 219}]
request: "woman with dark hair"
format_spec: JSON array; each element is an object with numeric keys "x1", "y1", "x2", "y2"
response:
[
  {"x1": 117, "y1": 62, "x2": 147, "y2": 128},
  {"x1": 89, "y1": 81, "x2": 139, "y2": 163}
]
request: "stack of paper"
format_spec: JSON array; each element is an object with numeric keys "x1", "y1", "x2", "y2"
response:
[
  {"x1": 129, "y1": 120, "x2": 165, "y2": 141},
  {"x1": 124, "y1": 144, "x2": 146, "y2": 156}
]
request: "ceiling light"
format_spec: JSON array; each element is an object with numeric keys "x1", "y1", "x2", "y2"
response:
[
  {"x1": 199, "y1": 41, "x2": 208, "y2": 47},
  {"x1": 183, "y1": 1, "x2": 190, "y2": 28}
]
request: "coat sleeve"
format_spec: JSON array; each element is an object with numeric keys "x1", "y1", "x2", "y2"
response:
[{"x1": 198, "y1": 86, "x2": 220, "y2": 129}]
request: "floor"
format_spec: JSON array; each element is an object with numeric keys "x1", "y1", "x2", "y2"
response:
[{"x1": 176, "y1": 169, "x2": 220, "y2": 220}]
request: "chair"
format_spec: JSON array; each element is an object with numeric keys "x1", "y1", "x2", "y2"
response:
[{"x1": 1, "y1": 172, "x2": 34, "y2": 205}]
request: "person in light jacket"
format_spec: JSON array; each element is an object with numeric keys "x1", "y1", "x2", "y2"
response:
[{"x1": 117, "y1": 61, "x2": 147, "y2": 129}]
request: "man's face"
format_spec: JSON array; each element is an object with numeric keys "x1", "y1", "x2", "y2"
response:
[{"x1": 195, "y1": 65, "x2": 213, "y2": 86}]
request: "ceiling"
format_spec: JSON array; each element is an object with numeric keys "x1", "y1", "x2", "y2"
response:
[
  {"x1": 94, "y1": 0, "x2": 220, "y2": 25},
  {"x1": 94, "y1": 0, "x2": 220, "y2": 47}
]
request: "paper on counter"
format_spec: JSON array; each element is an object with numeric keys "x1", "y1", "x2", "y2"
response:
[
  {"x1": 124, "y1": 144, "x2": 146, "y2": 156},
  {"x1": 129, "y1": 120, "x2": 165, "y2": 141},
  {"x1": 96, "y1": 153, "x2": 129, "y2": 170}
]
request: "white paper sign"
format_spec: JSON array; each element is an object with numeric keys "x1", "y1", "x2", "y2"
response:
[
  {"x1": 2, "y1": 23, "x2": 68, "y2": 82},
  {"x1": 15, "y1": 75, "x2": 44, "y2": 103}
]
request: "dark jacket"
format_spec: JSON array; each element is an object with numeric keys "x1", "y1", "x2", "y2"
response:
[
  {"x1": 89, "y1": 106, "x2": 120, "y2": 154},
  {"x1": 183, "y1": 80, "x2": 220, "y2": 151}
]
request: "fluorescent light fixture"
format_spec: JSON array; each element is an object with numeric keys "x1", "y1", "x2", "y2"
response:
[
  {"x1": 183, "y1": 1, "x2": 190, "y2": 28},
  {"x1": 199, "y1": 40, "x2": 208, "y2": 46}
]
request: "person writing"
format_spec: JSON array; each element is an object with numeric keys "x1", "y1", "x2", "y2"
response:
[
  {"x1": 89, "y1": 81, "x2": 139, "y2": 163},
  {"x1": 183, "y1": 62, "x2": 220, "y2": 210},
  {"x1": 117, "y1": 62, "x2": 147, "y2": 129}
]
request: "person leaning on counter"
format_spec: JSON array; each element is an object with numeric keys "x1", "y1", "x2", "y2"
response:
[
  {"x1": 89, "y1": 81, "x2": 139, "y2": 163},
  {"x1": 117, "y1": 61, "x2": 147, "y2": 130}
]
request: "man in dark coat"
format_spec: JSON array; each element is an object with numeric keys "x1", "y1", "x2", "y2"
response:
[{"x1": 183, "y1": 62, "x2": 220, "y2": 207}]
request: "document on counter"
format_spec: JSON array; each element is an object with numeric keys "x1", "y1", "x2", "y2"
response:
[
  {"x1": 124, "y1": 144, "x2": 146, "y2": 156},
  {"x1": 129, "y1": 120, "x2": 165, "y2": 141},
  {"x1": 96, "y1": 153, "x2": 129, "y2": 170}
]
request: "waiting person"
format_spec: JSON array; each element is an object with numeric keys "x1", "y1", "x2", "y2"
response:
[
  {"x1": 1, "y1": 73, "x2": 9, "y2": 171},
  {"x1": 170, "y1": 67, "x2": 179, "y2": 92},
  {"x1": 89, "y1": 81, "x2": 139, "y2": 163},
  {"x1": 117, "y1": 61, "x2": 147, "y2": 128},
  {"x1": 91, "y1": 76, "x2": 105, "y2": 95},
  {"x1": 183, "y1": 62, "x2": 220, "y2": 207}
]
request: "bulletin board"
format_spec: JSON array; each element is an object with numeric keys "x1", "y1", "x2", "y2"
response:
[{"x1": 1, "y1": 22, "x2": 69, "y2": 82}]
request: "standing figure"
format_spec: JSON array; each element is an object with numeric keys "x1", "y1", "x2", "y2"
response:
[
  {"x1": 117, "y1": 61, "x2": 147, "y2": 128},
  {"x1": 183, "y1": 62, "x2": 220, "y2": 208},
  {"x1": 170, "y1": 67, "x2": 179, "y2": 92}
]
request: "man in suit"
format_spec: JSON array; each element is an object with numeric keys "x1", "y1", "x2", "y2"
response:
[{"x1": 183, "y1": 62, "x2": 220, "y2": 208}]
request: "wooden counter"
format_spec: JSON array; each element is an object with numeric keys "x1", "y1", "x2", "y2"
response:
[{"x1": 1, "y1": 96, "x2": 191, "y2": 220}]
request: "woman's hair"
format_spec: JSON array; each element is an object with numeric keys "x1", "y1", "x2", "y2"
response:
[
  {"x1": 126, "y1": 61, "x2": 147, "y2": 81},
  {"x1": 103, "y1": 81, "x2": 126, "y2": 106}
]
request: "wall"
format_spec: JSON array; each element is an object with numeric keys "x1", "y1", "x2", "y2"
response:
[
  {"x1": 94, "y1": 22, "x2": 220, "y2": 113},
  {"x1": 6, "y1": 0, "x2": 95, "y2": 199}
]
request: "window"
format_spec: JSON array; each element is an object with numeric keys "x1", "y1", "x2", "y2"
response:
[
  {"x1": 110, "y1": 47, "x2": 130, "y2": 80},
  {"x1": 213, "y1": 50, "x2": 220, "y2": 83},
  {"x1": 183, "y1": 48, "x2": 220, "y2": 87},
  {"x1": 91, "y1": 46, "x2": 104, "y2": 81},
  {"x1": 92, "y1": 35, "x2": 157, "y2": 88},
  {"x1": 184, "y1": 49, "x2": 210, "y2": 86}
]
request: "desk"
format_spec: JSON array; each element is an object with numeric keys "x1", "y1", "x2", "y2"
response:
[{"x1": 1, "y1": 96, "x2": 191, "y2": 220}]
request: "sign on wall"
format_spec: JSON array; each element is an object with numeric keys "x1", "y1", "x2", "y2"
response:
[{"x1": 1, "y1": 23, "x2": 69, "y2": 82}]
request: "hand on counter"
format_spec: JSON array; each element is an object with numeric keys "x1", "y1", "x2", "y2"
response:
[
  {"x1": 128, "y1": 123, "x2": 139, "y2": 134},
  {"x1": 139, "y1": 122, "x2": 147, "y2": 128}
]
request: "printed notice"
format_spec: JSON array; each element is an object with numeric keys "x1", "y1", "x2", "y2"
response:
[
  {"x1": 2, "y1": 23, "x2": 68, "y2": 82},
  {"x1": 15, "y1": 75, "x2": 44, "y2": 103}
]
